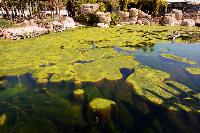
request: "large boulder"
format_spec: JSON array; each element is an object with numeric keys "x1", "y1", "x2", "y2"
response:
[
  {"x1": 80, "y1": 4, "x2": 99, "y2": 14},
  {"x1": 172, "y1": 9, "x2": 183, "y2": 20},
  {"x1": 117, "y1": 11, "x2": 129, "y2": 22},
  {"x1": 129, "y1": 17, "x2": 138, "y2": 22},
  {"x1": 181, "y1": 19, "x2": 195, "y2": 27},
  {"x1": 138, "y1": 10, "x2": 147, "y2": 18},
  {"x1": 97, "y1": 12, "x2": 111, "y2": 25},
  {"x1": 97, "y1": 23, "x2": 109, "y2": 28},
  {"x1": 162, "y1": 14, "x2": 177, "y2": 26},
  {"x1": 129, "y1": 8, "x2": 138, "y2": 17},
  {"x1": 138, "y1": 18, "x2": 150, "y2": 25}
]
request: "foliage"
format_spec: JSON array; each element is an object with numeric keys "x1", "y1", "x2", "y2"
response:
[
  {"x1": 110, "y1": 13, "x2": 122, "y2": 25},
  {"x1": 75, "y1": 14, "x2": 99, "y2": 25},
  {"x1": 0, "y1": 19, "x2": 16, "y2": 28}
]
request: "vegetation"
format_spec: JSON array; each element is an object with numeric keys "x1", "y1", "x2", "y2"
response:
[
  {"x1": 186, "y1": 67, "x2": 200, "y2": 75},
  {"x1": 89, "y1": 98, "x2": 116, "y2": 119},
  {"x1": 73, "y1": 89, "x2": 85, "y2": 100},
  {"x1": 0, "y1": 19, "x2": 16, "y2": 28},
  {"x1": 160, "y1": 54, "x2": 196, "y2": 65},
  {"x1": 127, "y1": 66, "x2": 200, "y2": 112},
  {"x1": 0, "y1": 114, "x2": 6, "y2": 126}
]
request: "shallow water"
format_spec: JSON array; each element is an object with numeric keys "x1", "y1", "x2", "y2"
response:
[
  {"x1": 0, "y1": 42, "x2": 200, "y2": 133},
  {"x1": 114, "y1": 42, "x2": 200, "y2": 91}
]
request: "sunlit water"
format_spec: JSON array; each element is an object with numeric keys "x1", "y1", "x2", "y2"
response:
[{"x1": 0, "y1": 42, "x2": 200, "y2": 133}]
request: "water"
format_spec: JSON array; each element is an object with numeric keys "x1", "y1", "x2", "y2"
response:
[
  {"x1": 114, "y1": 42, "x2": 200, "y2": 91},
  {"x1": 0, "y1": 42, "x2": 200, "y2": 133}
]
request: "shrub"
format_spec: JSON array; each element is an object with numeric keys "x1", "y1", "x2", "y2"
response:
[
  {"x1": 110, "y1": 13, "x2": 121, "y2": 25},
  {"x1": 0, "y1": 19, "x2": 16, "y2": 28},
  {"x1": 75, "y1": 14, "x2": 99, "y2": 25}
]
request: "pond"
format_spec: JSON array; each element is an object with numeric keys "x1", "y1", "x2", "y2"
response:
[{"x1": 0, "y1": 42, "x2": 200, "y2": 133}]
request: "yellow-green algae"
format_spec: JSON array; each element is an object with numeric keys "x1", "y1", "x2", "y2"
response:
[
  {"x1": 0, "y1": 114, "x2": 6, "y2": 126},
  {"x1": 0, "y1": 25, "x2": 199, "y2": 83},
  {"x1": 89, "y1": 98, "x2": 116, "y2": 119},
  {"x1": 127, "y1": 66, "x2": 200, "y2": 112},
  {"x1": 73, "y1": 89, "x2": 85, "y2": 100},
  {"x1": 160, "y1": 54, "x2": 196, "y2": 65},
  {"x1": 74, "y1": 56, "x2": 139, "y2": 82},
  {"x1": 185, "y1": 67, "x2": 200, "y2": 75}
]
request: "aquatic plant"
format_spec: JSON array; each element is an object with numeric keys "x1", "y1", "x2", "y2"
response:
[
  {"x1": 74, "y1": 56, "x2": 139, "y2": 82},
  {"x1": 185, "y1": 67, "x2": 200, "y2": 75},
  {"x1": 89, "y1": 98, "x2": 116, "y2": 119},
  {"x1": 0, "y1": 114, "x2": 6, "y2": 126},
  {"x1": 160, "y1": 54, "x2": 196, "y2": 65},
  {"x1": 127, "y1": 66, "x2": 200, "y2": 112},
  {"x1": 73, "y1": 89, "x2": 85, "y2": 101}
]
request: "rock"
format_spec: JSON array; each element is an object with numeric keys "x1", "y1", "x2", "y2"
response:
[
  {"x1": 181, "y1": 19, "x2": 195, "y2": 27},
  {"x1": 120, "y1": 22, "x2": 130, "y2": 25},
  {"x1": 129, "y1": 8, "x2": 138, "y2": 17},
  {"x1": 137, "y1": 20, "x2": 143, "y2": 25},
  {"x1": 99, "y1": 15, "x2": 111, "y2": 25},
  {"x1": 162, "y1": 14, "x2": 177, "y2": 26},
  {"x1": 80, "y1": 4, "x2": 99, "y2": 14},
  {"x1": 139, "y1": 18, "x2": 150, "y2": 25},
  {"x1": 130, "y1": 21, "x2": 136, "y2": 25},
  {"x1": 73, "y1": 89, "x2": 84, "y2": 101},
  {"x1": 138, "y1": 10, "x2": 147, "y2": 18},
  {"x1": 172, "y1": 9, "x2": 183, "y2": 21},
  {"x1": 97, "y1": 23, "x2": 109, "y2": 28},
  {"x1": 117, "y1": 11, "x2": 129, "y2": 22},
  {"x1": 129, "y1": 17, "x2": 138, "y2": 22},
  {"x1": 63, "y1": 17, "x2": 76, "y2": 29}
]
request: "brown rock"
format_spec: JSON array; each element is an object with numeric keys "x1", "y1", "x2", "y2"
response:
[{"x1": 129, "y1": 8, "x2": 138, "y2": 17}]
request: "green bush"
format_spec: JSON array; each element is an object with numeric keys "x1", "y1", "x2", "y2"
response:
[
  {"x1": 75, "y1": 14, "x2": 99, "y2": 25},
  {"x1": 0, "y1": 19, "x2": 15, "y2": 28},
  {"x1": 110, "y1": 13, "x2": 121, "y2": 25}
]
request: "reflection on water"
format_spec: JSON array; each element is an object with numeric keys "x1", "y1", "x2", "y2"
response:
[{"x1": 0, "y1": 42, "x2": 200, "y2": 132}]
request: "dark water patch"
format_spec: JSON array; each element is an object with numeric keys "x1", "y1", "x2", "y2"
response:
[
  {"x1": 71, "y1": 60, "x2": 95, "y2": 65},
  {"x1": 120, "y1": 68, "x2": 135, "y2": 80},
  {"x1": 39, "y1": 62, "x2": 56, "y2": 68}
]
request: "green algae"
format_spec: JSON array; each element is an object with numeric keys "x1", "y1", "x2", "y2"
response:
[
  {"x1": 0, "y1": 25, "x2": 199, "y2": 83},
  {"x1": 160, "y1": 54, "x2": 196, "y2": 65},
  {"x1": 127, "y1": 66, "x2": 200, "y2": 112},
  {"x1": 73, "y1": 89, "x2": 85, "y2": 101},
  {"x1": 0, "y1": 114, "x2": 6, "y2": 126},
  {"x1": 74, "y1": 56, "x2": 139, "y2": 82},
  {"x1": 185, "y1": 67, "x2": 200, "y2": 75},
  {"x1": 89, "y1": 98, "x2": 116, "y2": 119}
]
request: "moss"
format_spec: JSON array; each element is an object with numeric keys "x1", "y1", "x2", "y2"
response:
[
  {"x1": 127, "y1": 66, "x2": 200, "y2": 112},
  {"x1": 0, "y1": 114, "x2": 6, "y2": 126},
  {"x1": 89, "y1": 98, "x2": 116, "y2": 119},
  {"x1": 185, "y1": 68, "x2": 200, "y2": 75},
  {"x1": 73, "y1": 89, "x2": 84, "y2": 101},
  {"x1": 160, "y1": 54, "x2": 196, "y2": 65}
]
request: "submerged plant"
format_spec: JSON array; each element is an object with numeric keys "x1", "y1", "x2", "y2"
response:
[
  {"x1": 73, "y1": 89, "x2": 85, "y2": 101},
  {"x1": 0, "y1": 114, "x2": 6, "y2": 126},
  {"x1": 89, "y1": 98, "x2": 116, "y2": 120}
]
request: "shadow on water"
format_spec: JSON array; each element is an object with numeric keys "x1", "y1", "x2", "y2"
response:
[{"x1": 0, "y1": 73, "x2": 199, "y2": 133}]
